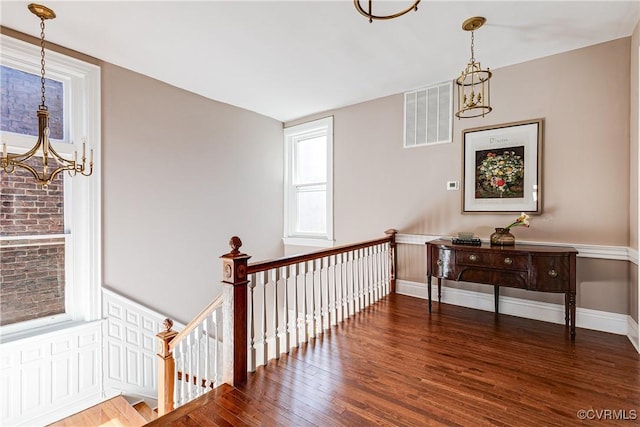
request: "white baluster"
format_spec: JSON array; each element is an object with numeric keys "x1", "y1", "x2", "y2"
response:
[
  {"x1": 195, "y1": 326, "x2": 202, "y2": 398},
  {"x1": 332, "y1": 255, "x2": 338, "y2": 326},
  {"x1": 341, "y1": 253, "x2": 349, "y2": 321},
  {"x1": 291, "y1": 263, "x2": 299, "y2": 347},
  {"x1": 367, "y1": 246, "x2": 375, "y2": 305},
  {"x1": 362, "y1": 248, "x2": 370, "y2": 308},
  {"x1": 272, "y1": 267, "x2": 281, "y2": 358},
  {"x1": 173, "y1": 346, "x2": 179, "y2": 408},
  {"x1": 249, "y1": 273, "x2": 257, "y2": 372},
  {"x1": 261, "y1": 270, "x2": 268, "y2": 366},
  {"x1": 385, "y1": 243, "x2": 391, "y2": 294},
  {"x1": 353, "y1": 249, "x2": 362, "y2": 313},
  {"x1": 187, "y1": 333, "x2": 194, "y2": 402},
  {"x1": 214, "y1": 308, "x2": 221, "y2": 386},
  {"x1": 318, "y1": 257, "x2": 324, "y2": 333},
  {"x1": 283, "y1": 265, "x2": 291, "y2": 353},
  {"x1": 358, "y1": 249, "x2": 364, "y2": 311},
  {"x1": 178, "y1": 340, "x2": 186, "y2": 406},
  {"x1": 301, "y1": 261, "x2": 308, "y2": 343},
  {"x1": 325, "y1": 256, "x2": 331, "y2": 329},
  {"x1": 349, "y1": 251, "x2": 358, "y2": 314},
  {"x1": 374, "y1": 244, "x2": 381, "y2": 302},
  {"x1": 365, "y1": 246, "x2": 373, "y2": 306},
  {"x1": 310, "y1": 260, "x2": 317, "y2": 338},
  {"x1": 203, "y1": 314, "x2": 211, "y2": 390},
  {"x1": 380, "y1": 243, "x2": 386, "y2": 298}
]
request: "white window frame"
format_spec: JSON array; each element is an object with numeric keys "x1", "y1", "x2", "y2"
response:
[
  {"x1": 283, "y1": 117, "x2": 334, "y2": 248},
  {"x1": 0, "y1": 35, "x2": 101, "y2": 341}
]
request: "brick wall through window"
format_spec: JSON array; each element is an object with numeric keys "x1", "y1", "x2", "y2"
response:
[
  {"x1": 0, "y1": 65, "x2": 64, "y2": 140},
  {"x1": 1, "y1": 156, "x2": 65, "y2": 325}
]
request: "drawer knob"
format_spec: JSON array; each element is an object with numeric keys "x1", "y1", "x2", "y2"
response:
[
  {"x1": 504, "y1": 257, "x2": 513, "y2": 265},
  {"x1": 437, "y1": 259, "x2": 443, "y2": 267},
  {"x1": 469, "y1": 254, "x2": 478, "y2": 262},
  {"x1": 548, "y1": 269, "x2": 558, "y2": 278}
]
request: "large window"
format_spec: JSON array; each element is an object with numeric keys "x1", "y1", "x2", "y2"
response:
[
  {"x1": 0, "y1": 34, "x2": 101, "y2": 337},
  {"x1": 283, "y1": 117, "x2": 333, "y2": 247}
]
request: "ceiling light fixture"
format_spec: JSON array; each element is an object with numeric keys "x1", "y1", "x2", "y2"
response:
[
  {"x1": 1, "y1": 3, "x2": 93, "y2": 187},
  {"x1": 354, "y1": 0, "x2": 420, "y2": 23},
  {"x1": 455, "y1": 16, "x2": 492, "y2": 118}
]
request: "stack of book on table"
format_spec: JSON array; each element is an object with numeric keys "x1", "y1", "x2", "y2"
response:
[{"x1": 451, "y1": 232, "x2": 481, "y2": 246}]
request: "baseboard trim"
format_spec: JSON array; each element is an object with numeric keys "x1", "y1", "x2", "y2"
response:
[
  {"x1": 396, "y1": 279, "x2": 632, "y2": 338},
  {"x1": 628, "y1": 316, "x2": 639, "y2": 352}
]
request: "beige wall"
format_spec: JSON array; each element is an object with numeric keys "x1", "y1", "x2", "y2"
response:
[
  {"x1": 101, "y1": 64, "x2": 284, "y2": 324},
  {"x1": 288, "y1": 38, "x2": 633, "y2": 315}
]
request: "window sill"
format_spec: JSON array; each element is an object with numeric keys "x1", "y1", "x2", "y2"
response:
[
  {"x1": 283, "y1": 236, "x2": 335, "y2": 248},
  {"x1": 0, "y1": 317, "x2": 98, "y2": 345}
]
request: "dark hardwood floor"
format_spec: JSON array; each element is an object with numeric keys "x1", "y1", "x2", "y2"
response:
[{"x1": 149, "y1": 294, "x2": 639, "y2": 426}]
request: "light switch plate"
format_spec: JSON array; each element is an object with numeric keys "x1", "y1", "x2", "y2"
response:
[{"x1": 447, "y1": 180, "x2": 459, "y2": 191}]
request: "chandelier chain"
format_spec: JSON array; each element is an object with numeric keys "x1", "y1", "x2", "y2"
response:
[
  {"x1": 470, "y1": 30, "x2": 475, "y2": 62},
  {"x1": 39, "y1": 17, "x2": 46, "y2": 109}
]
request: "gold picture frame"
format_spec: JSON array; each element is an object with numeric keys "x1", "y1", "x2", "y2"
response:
[{"x1": 462, "y1": 118, "x2": 543, "y2": 214}]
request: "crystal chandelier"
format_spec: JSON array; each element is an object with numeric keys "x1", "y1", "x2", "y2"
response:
[
  {"x1": 354, "y1": 0, "x2": 420, "y2": 23},
  {"x1": 455, "y1": 17, "x2": 492, "y2": 118},
  {"x1": 1, "y1": 3, "x2": 93, "y2": 187}
]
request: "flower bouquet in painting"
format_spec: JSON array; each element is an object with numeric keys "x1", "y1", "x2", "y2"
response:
[{"x1": 475, "y1": 148, "x2": 525, "y2": 199}]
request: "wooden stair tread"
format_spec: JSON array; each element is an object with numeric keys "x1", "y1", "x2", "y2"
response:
[
  {"x1": 146, "y1": 383, "x2": 236, "y2": 426},
  {"x1": 48, "y1": 395, "x2": 147, "y2": 427},
  {"x1": 133, "y1": 401, "x2": 158, "y2": 421}
]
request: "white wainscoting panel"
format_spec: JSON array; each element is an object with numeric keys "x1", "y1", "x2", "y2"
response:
[
  {"x1": 102, "y1": 288, "x2": 184, "y2": 400},
  {"x1": 0, "y1": 321, "x2": 103, "y2": 426}
]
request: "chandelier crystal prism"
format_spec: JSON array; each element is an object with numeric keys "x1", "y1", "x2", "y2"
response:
[
  {"x1": 455, "y1": 17, "x2": 492, "y2": 118},
  {"x1": 354, "y1": 0, "x2": 420, "y2": 23},
  {"x1": 1, "y1": 3, "x2": 93, "y2": 187}
]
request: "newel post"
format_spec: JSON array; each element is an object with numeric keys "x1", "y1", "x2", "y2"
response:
[
  {"x1": 156, "y1": 318, "x2": 178, "y2": 416},
  {"x1": 385, "y1": 229, "x2": 398, "y2": 293},
  {"x1": 220, "y1": 236, "x2": 251, "y2": 386}
]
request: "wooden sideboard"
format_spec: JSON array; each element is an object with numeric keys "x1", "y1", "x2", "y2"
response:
[{"x1": 426, "y1": 239, "x2": 578, "y2": 339}]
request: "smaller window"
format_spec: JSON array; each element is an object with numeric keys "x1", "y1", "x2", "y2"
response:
[{"x1": 283, "y1": 117, "x2": 333, "y2": 247}]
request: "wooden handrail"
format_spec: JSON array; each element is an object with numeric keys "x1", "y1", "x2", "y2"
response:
[
  {"x1": 158, "y1": 230, "x2": 398, "y2": 416},
  {"x1": 168, "y1": 293, "x2": 223, "y2": 352},
  {"x1": 247, "y1": 230, "x2": 397, "y2": 274}
]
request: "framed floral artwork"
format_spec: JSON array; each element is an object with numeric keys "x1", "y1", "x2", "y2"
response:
[{"x1": 462, "y1": 118, "x2": 543, "y2": 214}]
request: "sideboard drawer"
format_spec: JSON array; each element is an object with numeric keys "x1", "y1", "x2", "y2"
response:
[
  {"x1": 457, "y1": 250, "x2": 528, "y2": 271},
  {"x1": 456, "y1": 250, "x2": 489, "y2": 267},
  {"x1": 530, "y1": 256, "x2": 570, "y2": 292}
]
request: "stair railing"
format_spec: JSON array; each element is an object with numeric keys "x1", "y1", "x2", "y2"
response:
[
  {"x1": 245, "y1": 229, "x2": 397, "y2": 371},
  {"x1": 156, "y1": 295, "x2": 224, "y2": 416},
  {"x1": 157, "y1": 230, "x2": 397, "y2": 416}
]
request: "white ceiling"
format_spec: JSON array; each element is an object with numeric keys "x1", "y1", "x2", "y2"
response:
[{"x1": 1, "y1": 1, "x2": 639, "y2": 122}]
